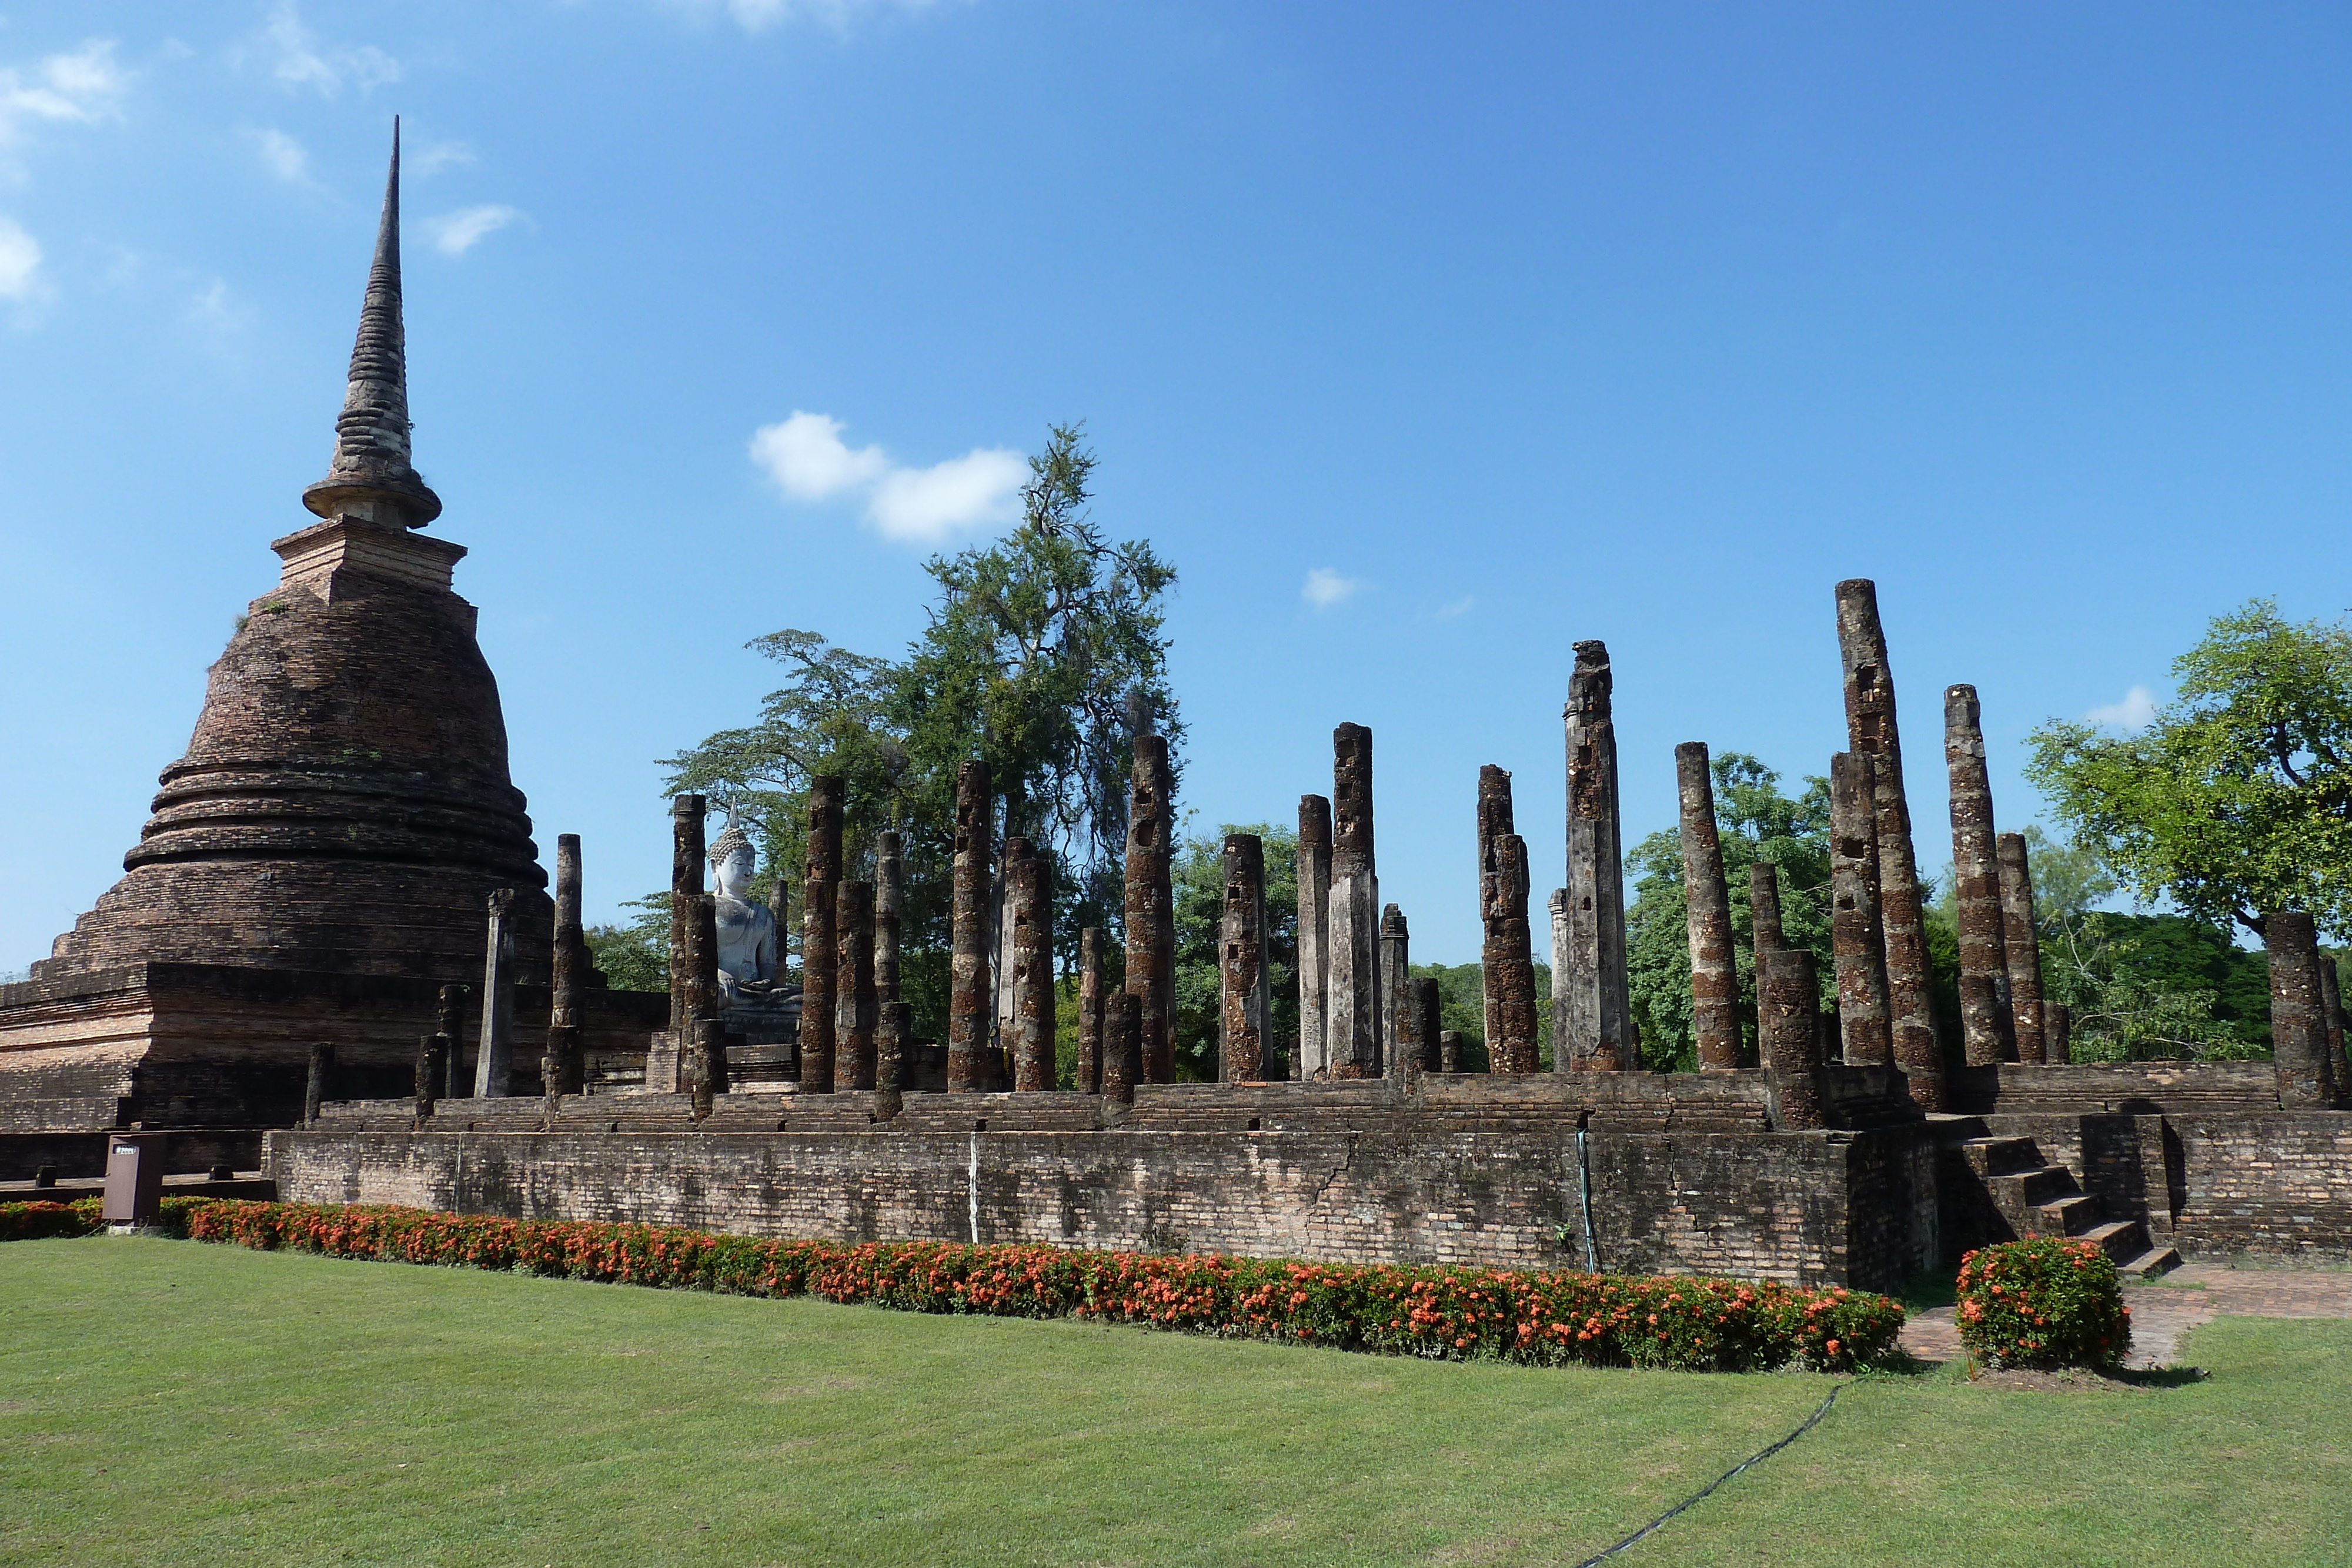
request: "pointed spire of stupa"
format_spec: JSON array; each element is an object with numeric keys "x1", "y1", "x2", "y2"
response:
[{"x1": 303, "y1": 116, "x2": 442, "y2": 527}]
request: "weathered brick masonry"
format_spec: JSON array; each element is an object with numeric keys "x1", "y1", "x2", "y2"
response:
[
  {"x1": 270, "y1": 1121, "x2": 1936, "y2": 1288},
  {"x1": 1931, "y1": 1062, "x2": 2352, "y2": 1263},
  {"x1": 275, "y1": 1073, "x2": 1942, "y2": 1288}
]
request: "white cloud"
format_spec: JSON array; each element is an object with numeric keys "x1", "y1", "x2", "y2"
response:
[
  {"x1": 0, "y1": 38, "x2": 128, "y2": 151},
  {"x1": 749, "y1": 410, "x2": 1026, "y2": 543},
  {"x1": 0, "y1": 216, "x2": 42, "y2": 300},
  {"x1": 252, "y1": 127, "x2": 308, "y2": 183},
  {"x1": 2086, "y1": 684, "x2": 2159, "y2": 731},
  {"x1": 186, "y1": 277, "x2": 249, "y2": 331},
  {"x1": 867, "y1": 449, "x2": 1027, "y2": 541},
  {"x1": 1434, "y1": 593, "x2": 1474, "y2": 620},
  {"x1": 675, "y1": 0, "x2": 943, "y2": 35},
  {"x1": 406, "y1": 139, "x2": 475, "y2": 178},
  {"x1": 1303, "y1": 568, "x2": 1363, "y2": 610},
  {"x1": 257, "y1": 3, "x2": 400, "y2": 96},
  {"x1": 425, "y1": 205, "x2": 522, "y2": 256},
  {"x1": 750, "y1": 410, "x2": 890, "y2": 499}
]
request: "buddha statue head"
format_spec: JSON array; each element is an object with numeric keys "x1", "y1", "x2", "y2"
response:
[{"x1": 708, "y1": 818, "x2": 757, "y2": 901}]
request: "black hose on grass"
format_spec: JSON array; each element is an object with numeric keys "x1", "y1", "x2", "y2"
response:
[{"x1": 1569, "y1": 1382, "x2": 1845, "y2": 1566}]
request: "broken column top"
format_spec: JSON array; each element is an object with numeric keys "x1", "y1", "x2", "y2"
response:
[
  {"x1": 1299, "y1": 794, "x2": 1331, "y2": 847},
  {"x1": 1381, "y1": 903, "x2": 1406, "y2": 938},
  {"x1": 1567, "y1": 640, "x2": 1613, "y2": 717},
  {"x1": 1333, "y1": 724, "x2": 1374, "y2": 870},
  {"x1": 1478, "y1": 764, "x2": 1515, "y2": 842},
  {"x1": 1834, "y1": 580, "x2": 1900, "y2": 756},
  {"x1": 1945, "y1": 683, "x2": 1983, "y2": 738}
]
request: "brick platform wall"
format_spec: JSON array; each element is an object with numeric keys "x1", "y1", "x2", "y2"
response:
[
  {"x1": 269, "y1": 1123, "x2": 1939, "y2": 1289},
  {"x1": 2170, "y1": 1114, "x2": 2352, "y2": 1259}
]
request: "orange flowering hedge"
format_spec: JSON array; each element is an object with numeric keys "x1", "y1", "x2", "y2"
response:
[
  {"x1": 1955, "y1": 1237, "x2": 2131, "y2": 1368},
  {"x1": 168, "y1": 1199, "x2": 1903, "y2": 1372}
]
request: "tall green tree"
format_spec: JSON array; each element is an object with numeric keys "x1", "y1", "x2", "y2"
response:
[
  {"x1": 657, "y1": 424, "x2": 1181, "y2": 1043},
  {"x1": 1625, "y1": 754, "x2": 1834, "y2": 1072},
  {"x1": 897, "y1": 422, "x2": 1181, "y2": 941},
  {"x1": 2029, "y1": 600, "x2": 2352, "y2": 940}
]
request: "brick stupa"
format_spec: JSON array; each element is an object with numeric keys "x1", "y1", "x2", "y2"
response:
[{"x1": 0, "y1": 125, "x2": 660, "y2": 1139}]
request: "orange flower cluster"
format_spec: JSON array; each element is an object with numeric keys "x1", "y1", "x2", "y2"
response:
[
  {"x1": 1953, "y1": 1237, "x2": 2131, "y2": 1369},
  {"x1": 148, "y1": 1199, "x2": 1908, "y2": 1373}
]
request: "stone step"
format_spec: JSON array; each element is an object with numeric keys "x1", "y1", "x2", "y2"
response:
[
  {"x1": 1989, "y1": 1163, "x2": 2076, "y2": 1208},
  {"x1": 2076, "y1": 1218, "x2": 2153, "y2": 1263},
  {"x1": 2120, "y1": 1245, "x2": 2183, "y2": 1278},
  {"x1": 1957, "y1": 1135, "x2": 2043, "y2": 1178},
  {"x1": 2034, "y1": 1192, "x2": 2101, "y2": 1235}
]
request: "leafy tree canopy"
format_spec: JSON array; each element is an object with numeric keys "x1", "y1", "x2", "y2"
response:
[
  {"x1": 659, "y1": 424, "x2": 1180, "y2": 1041},
  {"x1": 2029, "y1": 600, "x2": 2352, "y2": 940}
]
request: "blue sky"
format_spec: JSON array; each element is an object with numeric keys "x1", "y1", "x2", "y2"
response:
[{"x1": 1, "y1": 2, "x2": 2346, "y2": 970}]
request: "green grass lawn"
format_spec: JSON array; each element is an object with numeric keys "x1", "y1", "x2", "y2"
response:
[{"x1": 2, "y1": 1239, "x2": 2346, "y2": 1567}]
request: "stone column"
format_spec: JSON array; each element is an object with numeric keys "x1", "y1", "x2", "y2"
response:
[
  {"x1": 800, "y1": 776, "x2": 845, "y2": 1094},
  {"x1": 1327, "y1": 724, "x2": 1381, "y2": 1078},
  {"x1": 1221, "y1": 833, "x2": 1269, "y2": 1082},
  {"x1": 544, "y1": 832, "x2": 585, "y2": 1098},
  {"x1": 1478, "y1": 765, "x2": 1540, "y2": 1075},
  {"x1": 679, "y1": 892, "x2": 722, "y2": 1089},
  {"x1": 1296, "y1": 795, "x2": 1332, "y2": 1080},
  {"x1": 1996, "y1": 833, "x2": 2047, "y2": 1064},
  {"x1": 834, "y1": 879, "x2": 877, "y2": 1092},
  {"x1": 2324, "y1": 957, "x2": 2348, "y2": 1096},
  {"x1": 669, "y1": 794, "x2": 705, "y2": 1032},
  {"x1": 1548, "y1": 888, "x2": 1569, "y2": 1071},
  {"x1": 1674, "y1": 744, "x2": 1740, "y2": 1071},
  {"x1": 875, "y1": 830, "x2": 904, "y2": 1005},
  {"x1": 415, "y1": 1035, "x2": 442, "y2": 1122},
  {"x1": 1944, "y1": 686, "x2": 2013, "y2": 1067},
  {"x1": 1124, "y1": 735, "x2": 1175, "y2": 1084},
  {"x1": 688, "y1": 1015, "x2": 727, "y2": 1118},
  {"x1": 475, "y1": 887, "x2": 517, "y2": 1096},
  {"x1": 1836, "y1": 580, "x2": 1943, "y2": 1108},
  {"x1": 2267, "y1": 911, "x2": 2336, "y2": 1108},
  {"x1": 1760, "y1": 948, "x2": 1826, "y2": 1131},
  {"x1": 1077, "y1": 927, "x2": 1105, "y2": 1095},
  {"x1": 1439, "y1": 1028, "x2": 1462, "y2": 1075},
  {"x1": 1829, "y1": 753, "x2": 1892, "y2": 1067},
  {"x1": 877, "y1": 1000, "x2": 910, "y2": 1119},
  {"x1": 1102, "y1": 991, "x2": 1140, "y2": 1105},
  {"x1": 1408, "y1": 975, "x2": 1441, "y2": 1075},
  {"x1": 2046, "y1": 1001, "x2": 2072, "y2": 1064},
  {"x1": 1562, "y1": 641, "x2": 1633, "y2": 1070},
  {"x1": 948, "y1": 759, "x2": 993, "y2": 1092},
  {"x1": 304, "y1": 1043, "x2": 335, "y2": 1125},
  {"x1": 1378, "y1": 905, "x2": 1409, "y2": 1081},
  {"x1": 435, "y1": 982, "x2": 467, "y2": 1100},
  {"x1": 1750, "y1": 861, "x2": 1785, "y2": 960},
  {"x1": 1008, "y1": 840, "x2": 1055, "y2": 1091}
]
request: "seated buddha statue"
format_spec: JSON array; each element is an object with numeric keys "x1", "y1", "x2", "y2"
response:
[{"x1": 707, "y1": 819, "x2": 780, "y2": 1006}]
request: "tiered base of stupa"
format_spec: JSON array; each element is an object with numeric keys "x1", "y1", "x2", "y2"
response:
[{"x1": 0, "y1": 961, "x2": 666, "y2": 1135}]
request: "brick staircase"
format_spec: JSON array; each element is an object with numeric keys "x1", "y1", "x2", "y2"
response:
[{"x1": 1953, "y1": 1129, "x2": 2180, "y2": 1277}]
